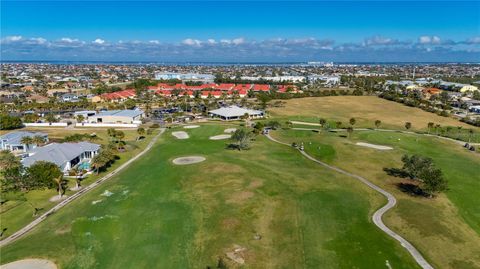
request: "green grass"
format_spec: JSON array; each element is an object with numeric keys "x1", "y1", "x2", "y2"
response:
[
  {"x1": 272, "y1": 128, "x2": 480, "y2": 268},
  {"x1": 0, "y1": 127, "x2": 157, "y2": 238},
  {"x1": 1, "y1": 124, "x2": 420, "y2": 268}
]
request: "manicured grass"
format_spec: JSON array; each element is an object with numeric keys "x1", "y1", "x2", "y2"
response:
[
  {"x1": 1, "y1": 124, "x2": 420, "y2": 268},
  {"x1": 0, "y1": 127, "x2": 157, "y2": 238},
  {"x1": 272, "y1": 128, "x2": 480, "y2": 268},
  {"x1": 269, "y1": 96, "x2": 479, "y2": 140}
]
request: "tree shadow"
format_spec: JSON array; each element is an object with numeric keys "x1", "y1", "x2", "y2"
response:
[
  {"x1": 383, "y1": 167, "x2": 410, "y2": 178},
  {"x1": 396, "y1": 182, "x2": 428, "y2": 197}
]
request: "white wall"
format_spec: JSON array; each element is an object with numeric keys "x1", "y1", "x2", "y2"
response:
[
  {"x1": 76, "y1": 123, "x2": 139, "y2": 128},
  {"x1": 24, "y1": 123, "x2": 68, "y2": 127}
]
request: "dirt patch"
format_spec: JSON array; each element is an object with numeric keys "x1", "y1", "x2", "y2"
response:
[
  {"x1": 172, "y1": 131, "x2": 189, "y2": 139},
  {"x1": 209, "y1": 134, "x2": 231, "y2": 140},
  {"x1": 49, "y1": 195, "x2": 67, "y2": 202},
  {"x1": 225, "y1": 245, "x2": 247, "y2": 265},
  {"x1": 247, "y1": 180, "x2": 263, "y2": 189},
  {"x1": 1, "y1": 259, "x2": 57, "y2": 269},
  {"x1": 172, "y1": 156, "x2": 206, "y2": 165},
  {"x1": 226, "y1": 191, "x2": 254, "y2": 204},
  {"x1": 183, "y1": 125, "x2": 200, "y2": 129},
  {"x1": 221, "y1": 218, "x2": 241, "y2": 230},
  {"x1": 356, "y1": 142, "x2": 393, "y2": 150},
  {"x1": 224, "y1": 128, "x2": 237, "y2": 133}
]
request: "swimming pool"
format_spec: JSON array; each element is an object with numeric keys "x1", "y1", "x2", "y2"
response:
[{"x1": 77, "y1": 161, "x2": 90, "y2": 170}]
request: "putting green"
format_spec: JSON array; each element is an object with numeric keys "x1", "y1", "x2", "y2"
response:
[{"x1": 1, "y1": 125, "x2": 421, "y2": 268}]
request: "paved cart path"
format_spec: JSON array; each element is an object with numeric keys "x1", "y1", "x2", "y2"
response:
[
  {"x1": 265, "y1": 133, "x2": 435, "y2": 269},
  {"x1": 0, "y1": 129, "x2": 165, "y2": 248}
]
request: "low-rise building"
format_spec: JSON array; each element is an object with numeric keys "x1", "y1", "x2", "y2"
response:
[
  {"x1": 208, "y1": 105, "x2": 264, "y2": 121},
  {"x1": 22, "y1": 142, "x2": 100, "y2": 174},
  {"x1": 88, "y1": 109, "x2": 145, "y2": 124},
  {"x1": 0, "y1": 131, "x2": 49, "y2": 153}
]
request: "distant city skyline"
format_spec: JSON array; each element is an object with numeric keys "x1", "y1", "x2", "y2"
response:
[{"x1": 1, "y1": 1, "x2": 479, "y2": 62}]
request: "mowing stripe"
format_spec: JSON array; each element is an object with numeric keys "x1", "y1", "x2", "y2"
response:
[
  {"x1": 265, "y1": 133, "x2": 435, "y2": 269},
  {"x1": 0, "y1": 129, "x2": 165, "y2": 248}
]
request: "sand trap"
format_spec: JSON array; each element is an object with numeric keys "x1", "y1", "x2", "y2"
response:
[
  {"x1": 209, "y1": 134, "x2": 231, "y2": 140},
  {"x1": 172, "y1": 131, "x2": 189, "y2": 139},
  {"x1": 356, "y1": 142, "x2": 393, "y2": 150},
  {"x1": 224, "y1": 128, "x2": 237, "y2": 133},
  {"x1": 1, "y1": 259, "x2": 57, "y2": 269},
  {"x1": 172, "y1": 156, "x2": 206, "y2": 165},
  {"x1": 183, "y1": 125, "x2": 200, "y2": 129}
]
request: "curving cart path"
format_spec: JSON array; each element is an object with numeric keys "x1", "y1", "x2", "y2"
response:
[
  {"x1": 265, "y1": 133, "x2": 435, "y2": 269},
  {"x1": 0, "y1": 129, "x2": 165, "y2": 248}
]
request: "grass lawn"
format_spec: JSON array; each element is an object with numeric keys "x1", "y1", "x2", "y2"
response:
[
  {"x1": 269, "y1": 96, "x2": 480, "y2": 142},
  {"x1": 272, "y1": 128, "x2": 480, "y2": 269},
  {"x1": 1, "y1": 124, "x2": 420, "y2": 268},
  {"x1": 0, "y1": 126, "x2": 158, "y2": 238}
]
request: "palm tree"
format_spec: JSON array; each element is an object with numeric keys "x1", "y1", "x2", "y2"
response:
[
  {"x1": 91, "y1": 154, "x2": 106, "y2": 175},
  {"x1": 20, "y1": 136, "x2": 34, "y2": 151},
  {"x1": 76, "y1": 114, "x2": 85, "y2": 123},
  {"x1": 349, "y1": 118, "x2": 356, "y2": 127},
  {"x1": 346, "y1": 126, "x2": 354, "y2": 138},
  {"x1": 427, "y1": 122, "x2": 434, "y2": 134},
  {"x1": 33, "y1": 135, "x2": 46, "y2": 146},
  {"x1": 405, "y1": 122, "x2": 412, "y2": 130},
  {"x1": 319, "y1": 118, "x2": 326, "y2": 127},
  {"x1": 375, "y1": 120, "x2": 381, "y2": 129},
  {"x1": 336, "y1": 121, "x2": 342, "y2": 129},
  {"x1": 71, "y1": 168, "x2": 83, "y2": 190},
  {"x1": 53, "y1": 175, "x2": 66, "y2": 198}
]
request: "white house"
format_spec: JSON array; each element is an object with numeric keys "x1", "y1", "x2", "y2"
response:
[
  {"x1": 208, "y1": 105, "x2": 264, "y2": 121},
  {"x1": 22, "y1": 142, "x2": 100, "y2": 174},
  {"x1": 88, "y1": 110, "x2": 145, "y2": 124},
  {"x1": 0, "y1": 131, "x2": 49, "y2": 153}
]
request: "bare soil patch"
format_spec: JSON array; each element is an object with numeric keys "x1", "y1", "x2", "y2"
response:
[
  {"x1": 356, "y1": 142, "x2": 393, "y2": 150},
  {"x1": 226, "y1": 191, "x2": 254, "y2": 204}
]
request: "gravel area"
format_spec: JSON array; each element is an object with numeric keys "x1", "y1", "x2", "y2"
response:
[
  {"x1": 1, "y1": 259, "x2": 57, "y2": 269},
  {"x1": 172, "y1": 131, "x2": 189, "y2": 139},
  {"x1": 172, "y1": 156, "x2": 206, "y2": 165},
  {"x1": 356, "y1": 142, "x2": 393, "y2": 150}
]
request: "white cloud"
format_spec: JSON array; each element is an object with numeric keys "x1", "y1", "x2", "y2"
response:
[
  {"x1": 182, "y1": 38, "x2": 201, "y2": 46},
  {"x1": 232, "y1": 37, "x2": 245, "y2": 45},
  {"x1": 364, "y1": 36, "x2": 394, "y2": 46},
  {"x1": 93, "y1": 38, "x2": 105, "y2": 44},
  {"x1": 466, "y1": 36, "x2": 480, "y2": 44},
  {"x1": 419, "y1": 35, "x2": 441, "y2": 44},
  {"x1": 60, "y1": 37, "x2": 76, "y2": 43},
  {"x1": 207, "y1": 39, "x2": 217, "y2": 44},
  {"x1": 149, "y1": 40, "x2": 160, "y2": 44},
  {"x1": 5, "y1": 35, "x2": 23, "y2": 42}
]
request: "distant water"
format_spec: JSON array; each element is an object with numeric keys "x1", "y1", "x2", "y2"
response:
[{"x1": 1, "y1": 60, "x2": 479, "y2": 66}]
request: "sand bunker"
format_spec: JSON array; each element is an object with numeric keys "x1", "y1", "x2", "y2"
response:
[
  {"x1": 1, "y1": 259, "x2": 57, "y2": 269},
  {"x1": 172, "y1": 156, "x2": 206, "y2": 165},
  {"x1": 224, "y1": 128, "x2": 237, "y2": 133},
  {"x1": 209, "y1": 134, "x2": 231, "y2": 140},
  {"x1": 183, "y1": 125, "x2": 200, "y2": 129},
  {"x1": 172, "y1": 131, "x2": 189, "y2": 139},
  {"x1": 356, "y1": 142, "x2": 393, "y2": 150}
]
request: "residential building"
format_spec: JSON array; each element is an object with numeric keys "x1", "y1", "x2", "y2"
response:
[
  {"x1": 22, "y1": 142, "x2": 100, "y2": 174},
  {"x1": 0, "y1": 131, "x2": 49, "y2": 153}
]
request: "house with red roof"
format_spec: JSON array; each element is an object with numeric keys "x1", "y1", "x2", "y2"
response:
[{"x1": 252, "y1": 84, "x2": 270, "y2": 92}]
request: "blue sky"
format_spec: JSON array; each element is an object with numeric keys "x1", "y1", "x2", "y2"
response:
[{"x1": 1, "y1": 1, "x2": 479, "y2": 62}]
